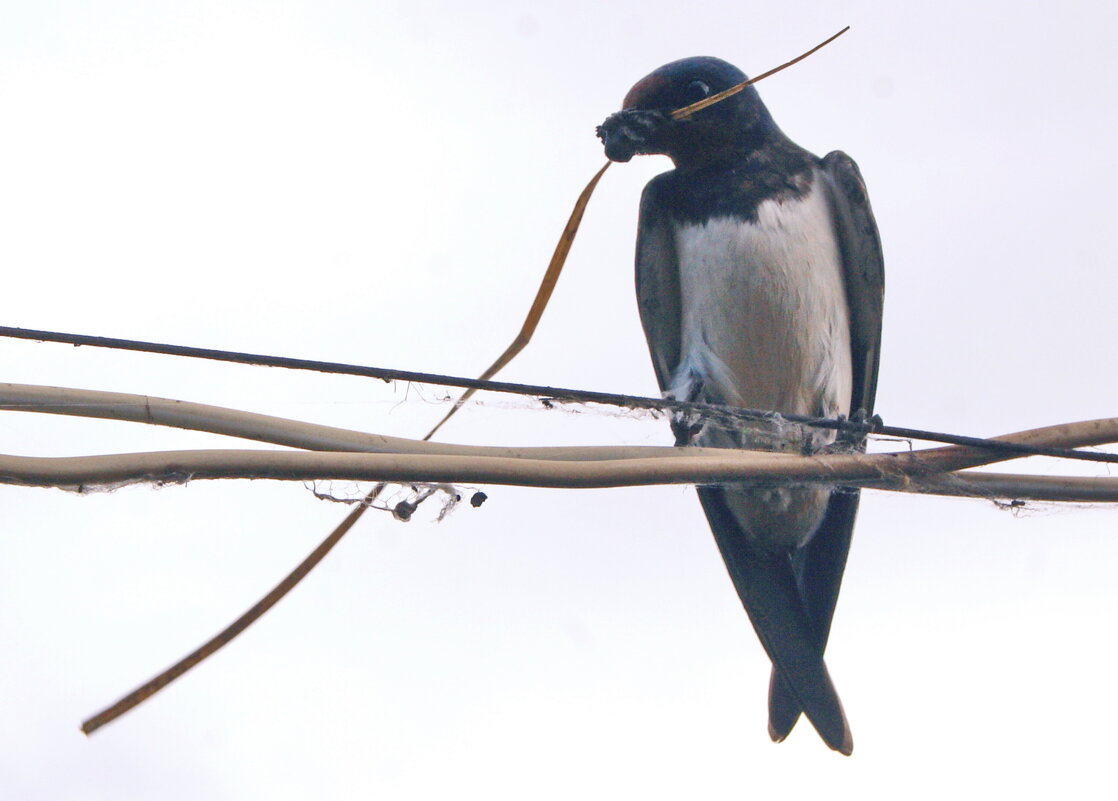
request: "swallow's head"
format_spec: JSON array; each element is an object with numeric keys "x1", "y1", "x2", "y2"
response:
[{"x1": 596, "y1": 56, "x2": 775, "y2": 168}]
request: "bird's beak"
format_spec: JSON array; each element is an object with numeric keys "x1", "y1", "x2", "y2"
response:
[{"x1": 596, "y1": 108, "x2": 668, "y2": 163}]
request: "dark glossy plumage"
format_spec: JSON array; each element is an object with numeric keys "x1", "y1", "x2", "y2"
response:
[{"x1": 598, "y1": 56, "x2": 884, "y2": 755}]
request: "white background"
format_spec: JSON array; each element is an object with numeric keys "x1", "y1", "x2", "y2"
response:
[{"x1": 3, "y1": 2, "x2": 1118, "y2": 798}]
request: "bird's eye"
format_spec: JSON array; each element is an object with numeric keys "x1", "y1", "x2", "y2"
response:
[{"x1": 684, "y1": 80, "x2": 711, "y2": 102}]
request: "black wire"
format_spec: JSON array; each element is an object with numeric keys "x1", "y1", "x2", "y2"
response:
[{"x1": 3, "y1": 324, "x2": 1116, "y2": 465}]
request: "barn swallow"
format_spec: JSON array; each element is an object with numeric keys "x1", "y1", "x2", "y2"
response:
[{"x1": 597, "y1": 56, "x2": 883, "y2": 755}]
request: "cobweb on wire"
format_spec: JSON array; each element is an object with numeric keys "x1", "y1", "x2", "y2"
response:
[
  {"x1": 306, "y1": 479, "x2": 486, "y2": 523},
  {"x1": 260, "y1": 375, "x2": 1117, "y2": 518}
]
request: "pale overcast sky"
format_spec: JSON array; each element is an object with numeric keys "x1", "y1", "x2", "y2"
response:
[{"x1": 3, "y1": 2, "x2": 1118, "y2": 798}]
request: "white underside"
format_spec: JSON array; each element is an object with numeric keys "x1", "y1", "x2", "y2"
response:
[{"x1": 669, "y1": 179, "x2": 852, "y2": 549}]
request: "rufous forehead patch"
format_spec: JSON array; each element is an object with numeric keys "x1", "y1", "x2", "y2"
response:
[{"x1": 622, "y1": 73, "x2": 669, "y2": 110}]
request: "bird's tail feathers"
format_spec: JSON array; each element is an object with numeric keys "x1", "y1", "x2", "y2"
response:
[
  {"x1": 697, "y1": 487, "x2": 853, "y2": 755},
  {"x1": 768, "y1": 490, "x2": 861, "y2": 744}
]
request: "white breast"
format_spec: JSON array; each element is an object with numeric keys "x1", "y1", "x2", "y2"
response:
[
  {"x1": 668, "y1": 179, "x2": 854, "y2": 548},
  {"x1": 670, "y1": 180, "x2": 853, "y2": 429}
]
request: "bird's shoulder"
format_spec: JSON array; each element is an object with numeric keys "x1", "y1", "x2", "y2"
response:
[{"x1": 820, "y1": 151, "x2": 872, "y2": 211}]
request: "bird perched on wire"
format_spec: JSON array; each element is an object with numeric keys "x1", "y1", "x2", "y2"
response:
[{"x1": 596, "y1": 56, "x2": 883, "y2": 755}]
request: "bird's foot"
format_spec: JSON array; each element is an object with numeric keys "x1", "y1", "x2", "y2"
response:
[
  {"x1": 664, "y1": 374, "x2": 707, "y2": 446},
  {"x1": 835, "y1": 408, "x2": 882, "y2": 450}
]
